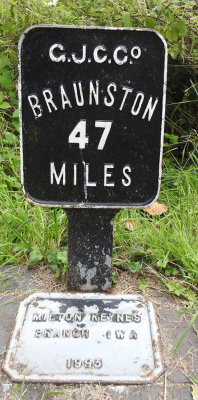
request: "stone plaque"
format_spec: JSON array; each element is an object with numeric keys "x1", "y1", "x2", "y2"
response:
[
  {"x1": 19, "y1": 26, "x2": 167, "y2": 208},
  {"x1": 3, "y1": 293, "x2": 163, "y2": 383}
]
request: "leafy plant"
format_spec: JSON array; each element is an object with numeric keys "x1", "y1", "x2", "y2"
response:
[
  {"x1": 112, "y1": 270, "x2": 119, "y2": 285},
  {"x1": 139, "y1": 279, "x2": 148, "y2": 294},
  {"x1": 47, "y1": 247, "x2": 67, "y2": 277}
]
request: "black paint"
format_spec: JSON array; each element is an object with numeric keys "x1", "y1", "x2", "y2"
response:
[
  {"x1": 19, "y1": 26, "x2": 167, "y2": 292},
  {"x1": 19, "y1": 26, "x2": 166, "y2": 208},
  {"x1": 65, "y1": 209, "x2": 118, "y2": 291}
]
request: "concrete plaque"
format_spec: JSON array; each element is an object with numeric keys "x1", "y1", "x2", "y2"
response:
[{"x1": 3, "y1": 293, "x2": 163, "y2": 383}]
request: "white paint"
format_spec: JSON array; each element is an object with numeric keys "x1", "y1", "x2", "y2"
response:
[
  {"x1": 113, "y1": 45, "x2": 128, "y2": 65},
  {"x1": 122, "y1": 165, "x2": 131, "y2": 187},
  {"x1": 104, "y1": 164, "x2": 114, "y2": 187},
  {"x1": 102, "y1": 278, "x2": 111, "y2": 291},
  {"x1": 142, "y1": 96, "x2": 158, "y2": 121},
  {"x1": 49, "y1": 43, "x2": 65, "y2": 62},
  {"x1": 73, "y1": 82, "x2": 84, "y2": 106},
  {"x1": 119, "y1": 86, "x2": 133, "y2": 111},
  {"x1": 3, "y1": 293, "x2": 164, "y2": 383},
  {"x1": 60, "y1": 84, "x2": 72, "y2": 109},
  {"x1": 82, "y1": 159, "x2": 87, "y2": 200},
  {"x1": 95, "y1": 120, "x2": 112, "y2": 150},
  {"x1": 93, "y1": 45, "x2": 107, "y2": 63},
  {"x1": 81, "y1": 268, "x2": 98, "y2": 290},
  {"x1": 85, "y1": 164, "x2": 97, "y2": 187},
  {"x1": 131, "y1": 46, "x2": 141, "y2": 59},
  {"x1": 28, "y1": 95, "x2": 42, "y2": 118},
  {"x1": 73, "y1": 163, "x2": 77, "y2": 186},
  {"x1": 89, "y1": 80, "x2": 99, "y2": 105},
  {"x1": 72, "y1": 45, "x2": 87, "y2": 64},
  {"x1": 105, "y1": 254, "x2": 111, "y2": 267},
  {"x1": 19, "y1": 25, "x2": 167, "y2": 209},
  {"x1": 43, "y1": 89, "x2": 57, "y2": 113},
  {"x1": 68, "y1": 120, "x2": 88, "y2": 149},
  {"x1": 131, "y1": 92, "x2": 144, "y2": 116},
  {"x1": 104, "y1": 83, "x2": 117, "y2": 107},
  {"x1": 26, "y1": 83, "x2": 160, "y2": 122},
  {"x1": 84, "y1": 304, "x2": 99, "y2": 313},
  {"x1": 50, "y1": 162, "x2": 66, "y2": 185},
  {"x1": 78, "y1": 262, "x2": 86, "y2": 279}
]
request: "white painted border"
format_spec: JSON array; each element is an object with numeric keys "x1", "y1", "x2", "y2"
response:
[
  {"x1": 3, "y1": 292, "x2": 164, "y2": 384},
  {"x1": 19, "y1": 25, "x2": 167, "y2": 209}
]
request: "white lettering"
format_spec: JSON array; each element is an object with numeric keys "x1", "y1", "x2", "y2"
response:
[
  {"x1": 113, "y1": 46, "x2": 128, "y2": 65},
  {"x1": 95, "y1": 120, "x2": 112, "y2": 150},
  {"x1": 72, "y1": 45, "x2": 87, "y2": 64},
  {"x1": 122, "y1": 165, "x2": 131, "y2": 186},
  {"x1": 49, "y1": 43, "x2": 66, "y2": 63},
  {"x1": 60, "y1": 84, "x2": 72, "y2": 109},
  {"x1": 119, "y1": 86, "x2": 133, "y2": 111},
  {"x1": 104, "y1": 164, "x2": 114, "y2": 187},
  {"x1": 43, "y1": 89, "x2": 57, "y2": 113},
  {"x1": 104, "y1": 83, "x2": 117, "y2": 107},
  {"x1": 131, "y1": 92, "x2": 144, "y2": 116},
  {"x1": 93, "y1": 45, "x2": 107, "y2": 63},
  {"x1": 50, "y1": 162, "x2": 66, "y2": 185},
  {"x1": 73, "y1": 163, "x2": 77, "y2": 186},
  {"x1": 28, "y1": 95, "x2": 42, "y2": 118},
  {"x1": 142, "y1": 96, "x2": 158, "y2": 121},
  {"x1": 68, "y1": 120, "x2": 88, "y2": 149},
  {"x1": 73, "y1": 82, "x2": 84, "y2": 106},
  {"x1": 85, "y1": 164, "x2": 97, "y2": 187},
  {"x1": 131, "y1": 46, "x2": 141, "y2": 59},
  {"x1": 89, "y1": 80, "x2": 99, "y2": 105}
]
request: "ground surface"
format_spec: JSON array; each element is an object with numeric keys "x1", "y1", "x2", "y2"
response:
[{"x1": 0, "y1": 266, "x2": 197, "y2": 400}]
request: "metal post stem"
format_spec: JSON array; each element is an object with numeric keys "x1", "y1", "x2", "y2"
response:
[{"x1": 65, "y1": 209, "x2": 119, "y2": 292}]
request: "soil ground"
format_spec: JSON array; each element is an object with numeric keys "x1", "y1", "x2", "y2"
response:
[{"x1": 0, "y1": 265, "x2": 197, "y2": 400}]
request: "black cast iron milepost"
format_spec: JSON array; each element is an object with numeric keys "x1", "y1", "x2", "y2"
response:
[{"x1": 19, "y1": 26, "x2": 167, "y2": 292}]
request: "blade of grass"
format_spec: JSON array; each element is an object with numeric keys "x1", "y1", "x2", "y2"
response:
[
  {"x1": 172, "y1": 313, "x2": 198, "y2": 357},
  {"x1": 1, "y1": 216, "x2": 31, "y2": 250}
]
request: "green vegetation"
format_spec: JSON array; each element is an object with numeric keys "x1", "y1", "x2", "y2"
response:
[
  {"x1": 114, "y1": 159, "x2": 198, "y2": 302},
  {"x1": 0, "y1": 0, "x2": 197, "y2": 304}
]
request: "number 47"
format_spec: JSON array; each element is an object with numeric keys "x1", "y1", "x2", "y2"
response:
[{"x1": 68, "y1": 120, "x2": 112, "y2": 150}]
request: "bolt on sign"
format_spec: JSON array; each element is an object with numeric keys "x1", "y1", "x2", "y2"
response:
[{"x1": 19, "y1": 26, "x2": 167, "y2": 208}]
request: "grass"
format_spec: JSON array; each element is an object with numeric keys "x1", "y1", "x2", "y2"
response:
[
  {"x1": 0, "y1": 143, "x2": 198, "y2": 301},
  {"x1": 113, "y1": 158, "x2": 198, "y2": 300},
  {"x1": 0, "y1": 0, "x2": 197, "y2": 303},
  {"x1": 115, "y1": 161, "x2": 198, "y2": 280}
]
